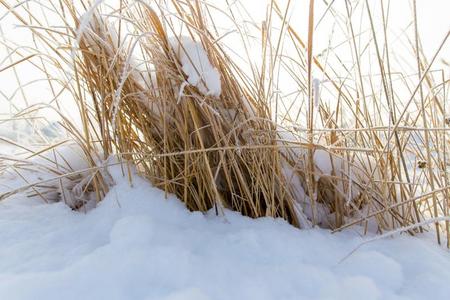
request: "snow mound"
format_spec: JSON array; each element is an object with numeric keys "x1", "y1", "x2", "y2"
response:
[{"x1": 0, "y1": 165, "x2": 449, "y2": 300}]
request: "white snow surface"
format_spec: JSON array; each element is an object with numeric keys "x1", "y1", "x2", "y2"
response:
[
  {"x1": 169, "y1": 36, "x2": 221, "y2": 98},
  {"x1": 0, "y1": 165, "x2": 449, "y2": 300}
]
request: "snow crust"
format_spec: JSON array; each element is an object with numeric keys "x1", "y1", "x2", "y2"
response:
[{"x1": 0, "y1": 164, "x2": 449, "y2": 300}]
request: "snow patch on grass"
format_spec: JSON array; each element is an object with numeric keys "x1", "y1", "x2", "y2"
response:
[{"x1": 169, "y1": 36, "x2": 221, "y2": 98}]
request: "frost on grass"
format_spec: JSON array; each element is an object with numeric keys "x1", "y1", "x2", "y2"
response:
[{"x1": 169, "y1": 36, "x2": 222, "y2": 98}]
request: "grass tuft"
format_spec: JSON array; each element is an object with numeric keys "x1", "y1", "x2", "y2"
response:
[{"x1": 0, "y1": 0, "x2": 449, "y2": 245}]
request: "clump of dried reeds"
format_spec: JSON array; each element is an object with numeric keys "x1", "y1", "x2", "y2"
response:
[
  {"x1": 73, "y1": 2, "x2": 303, "y2": 226},
  {"x1": 0, "y1": 0, "x2": 449, "y2": 245}
]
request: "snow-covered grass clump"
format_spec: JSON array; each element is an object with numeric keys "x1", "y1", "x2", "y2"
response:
[
  {"x1": 0, "y1": 164, "x2": 449, "y2": 300},
  {"x1": 3, "y1": 0, "x2": 449, "y2": 239}
]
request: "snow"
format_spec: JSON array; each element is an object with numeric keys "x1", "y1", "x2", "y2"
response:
[
  {"x1": 0, "y1": 142, "x2": 110, "y2": 210},
  {"x1": 0, "y1": 163, "x2": 449, "y2": 300},
  {"x1": 313, "y1": 78, "x2": 321, "y2": 108},
  {"x1": 169, "y1": 36, "x2": 222, "y2": 98},
  {"x1": 313, "y1": 149, "x2": 382, "y2": 201}
]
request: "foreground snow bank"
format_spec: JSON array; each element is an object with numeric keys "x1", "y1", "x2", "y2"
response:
[{"x1": 0, "y1": 166, "x2": 449, "y2": 300}]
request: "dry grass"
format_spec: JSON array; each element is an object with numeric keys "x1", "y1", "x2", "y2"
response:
[
  {"x1": 75, "y1": 1, "x2": 301, "y2": 225},
  {"x1": 0, "y1": 0, "x2": 449, "y2": 245}
]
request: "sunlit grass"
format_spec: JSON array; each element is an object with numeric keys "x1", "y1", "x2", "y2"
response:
[{"x1": 0, "y1": 0, "x2": 449, "y2": 246}]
